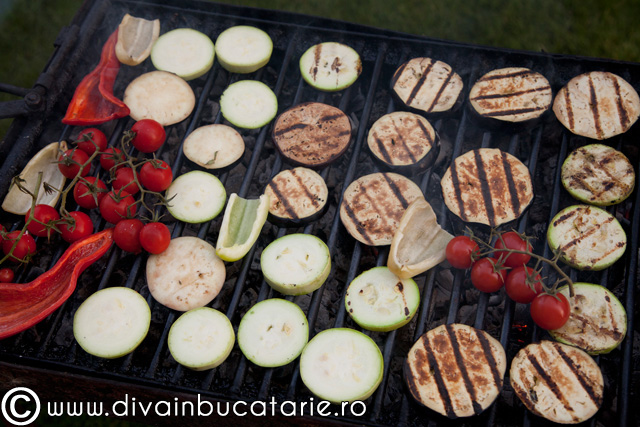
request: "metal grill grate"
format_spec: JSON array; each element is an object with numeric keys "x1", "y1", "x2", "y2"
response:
[{"x1": 1, "y1": 0, "x2": 639, "y2": 425}]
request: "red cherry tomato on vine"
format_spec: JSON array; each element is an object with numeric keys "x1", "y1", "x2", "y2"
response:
[
  {"x1": 76, "y1": 128, "x2": 108, "y2": 156},
  {"x1": 530, "y1": 292, "x2": 570, "y2": 330},
  {"x1": 59, "y1": 211, "x2": 93, "y2": 243},
  {"x1": 494, "y1": 231, "x2": 532, "y2": 268},
  {"x1": 58, "y1": 148, "x2": 90, "y2": 179},
  {"x1": 139, "y1": 160, "x2": 173, "y2": 192},
  {"x1": 112, "y1": 167, "x2": 140, "y2": 195},
  {"x1": 139, "y1": 222, "x2": 171, "y2": 254},
  {"x1": 99, "y1": 147, "x2": 124, "y2": 171},
  {"x1": 446, "y1": 235, "x2": 479, "y2": 269},
  {"x1": 73, "y1": 177, "x2": 107, "y2": 209},
  {"x1": 0, "y1": 268, "x2": 14, "y2": 283},
  {"x1": 2, "y1": 231, "x2": 36, "y2": 262},
  {"x1": 470, "y1": 257, "x2": 507, "y2": 293},
  {"x1": 113, "y1": 218, "x2": 145, "y2": 254},
  {"x1": 131, "y1": 119, "x2": 166, "y2": 153},
  {"x1": 26, "y1": 204, "x2": 60, "y2": 238},
  {"x1": 505, "y1": 266, "x2": 544, "y2": 304},
  {"x1": 99, "y1": 190, "x2": 137, "y2": 224}
]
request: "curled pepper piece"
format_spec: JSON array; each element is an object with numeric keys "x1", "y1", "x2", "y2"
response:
[
  {"x1": 0, "y1": 228, "x2": 114, "y2": 340},
  {"x1": 62, "y1": 29, "x2": 130, "y2": 126}
]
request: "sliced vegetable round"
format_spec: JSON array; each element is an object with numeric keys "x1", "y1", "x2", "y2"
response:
[
  {"x1": 215, "y1": 193, "x2": 269, "y2": 262},
  {"x1": 299, "y1": 42, "x2": 362, "y2": 92},
  {"x1": 550, "y1": 282, "x2": 627, "y2": 355},
  {"x1": 219, "y1": 80, "x2": 277, "y2": 129},
  {"x1": 547, "y1": 204, "x2": 626, "y2": 270},
  {"x1": 151, "y1": 28, "x2": 215, "y2": 80},
  {"x1": 260, "y1": 233, "x2": 330, "y2": 295},
  {"x1": 166, "y1": 171, "x2": 226, "y2": 223},
  {"x1": 168, "y1": 307, "x2": 234, "y2": 370},
  {"x1": 73, "y1": 287, "x2": 150, "y2": 359},
  {"x1": 215, "y1": 25, "x2": 273, "y2": 74},
  {"x1": 238, "y1": 298, "x2": 309, "y2": 368},
  {"x1": 182, "y1": 124, "x2": 245, "y2": 170},
  {"x1": 561, "y1": 144, "x2": 635, "y2": 206},
  {"x1": 345, "y1": 266, "x2": 419, "y2": 332},
  {"x1": 300, "y1": 328, "x2": 383, "y2": 403},
  {"x1": 115, "y1": 14, "x2": 160, "y2": 66}
]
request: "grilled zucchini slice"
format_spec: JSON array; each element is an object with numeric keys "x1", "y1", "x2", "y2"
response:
[
  {"x1": 510, "y1": 340, "x2": 603, "y2": 424},
  {"x1": 299, "y1": 42, "x2": 362, "y2": 92},
  {"x1": 165, "y1": 171, "x2": 226, "y2": 223},
  {"x1": 550, "y1": 282, "x2": 627, "y2": 355},
  {"x1": 151, "y1": 28, "x2": 215, "y2": 81},
  {"x1": 405, "y1": 324, "x2": 506, "y2": 418},
  {"x1": 547, "y1": 205, "x2": 626, "y2": 270},
  {"x1": 220, "y1": 80, "x2": 278, "y2": 129},
  {"x1": 561, "y1": 144, "x2": 635, "y2": 206},
  {"x1": 215, "y1": 25, "x2": 273, "y2": 74}
]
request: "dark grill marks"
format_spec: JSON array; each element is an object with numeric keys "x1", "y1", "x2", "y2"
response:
[
  {"x1": 390, "y1": 61, "x2": 408, "y2": 87},
  {"x1": 449, "y1": 160, "x2": 468, "y2": 222},
  {"x1": 373, "y1": 135, "x2": 393, "y2": 163},
  {"x1": 391, "y1": 120, "x2": 417, "y2": 163},
  {"x1": 472, "y1": 149, "x2": 496, "y2": 226},
  {"x1": 470, "y1": 85, "x2": 550, "y2": 101},
  {"x1": 427, "y1": 68, "x2": 454, "y2": 112},
  {"x1": 558, "y1": 215, "x2": 615, "y2": 254},
  {"x1": 406, "y1": 60, "x2": 434, "y2": 106},
  {"x1": 525, "y1": 349, "x2": 576, "y2": 419},
  {"x1": 274, "y1": 122, "x2": 308, "y2": 137},
  {"x1": 588, "y1": 75, "x2": 604, "y2": 139},
  {"x1": 416, "y1": 118, "x2": 434, "y2": 146},
  {"x1": 478, "y1": 69, "x2": 533, "y2": 81},
  {"x1": 611, "y1": 75, "x2": 631, "y2": 130},
  {"x1": 381, "y1": 173, "x2": 411, "y2": 209},
  {"x1": 482, "y1": 106, "x2": 547, "y2": 117},
  {"x1": 501, "y1": 151, "x2": 522, "y2": 218},
  {"x1": 341, "y1": 202, "x2": 374, "y2": 245},
  {"x1": 444, "y1": 325, "x2": 484, "y2": 415},
  {"x1": 423, "y1": 334, "x2": 457, "y2": 418},
  {"x1": 564, "y1": 85, "x2": 575, "y2": 131},
  {"x1": 553, "y1": 343, "x2": 603, "y2": 407},
  {"x1": 473, "y1": 329, "x2": 503, "y2": 392},
  {"x1": 266, "y1": 180, "x2": 299, "y2": 220},
  {"x1": 311, "y1": 44, "x2": 322, "y2": 81}
]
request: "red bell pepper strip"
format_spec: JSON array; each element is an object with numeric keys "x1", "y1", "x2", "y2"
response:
[
  {"x1": 62, "y1": 29, "x2": 130, "y2": 126},
  {"x1": 0, "y1": 228, "x2": 114, "y2": 340}
]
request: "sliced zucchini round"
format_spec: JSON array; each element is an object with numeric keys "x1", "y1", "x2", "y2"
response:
[
  {"x1": 272, "y1": 102, "x2": 352, "y2": 169},
  {"x1": 367, "y1": 111, "x2": 440, "y2": 175},
  {"x1": 215, "y1": 25, "x2": 273, "y2": 74},
  {"x1": 168, "y1": 307, "x2": 235, "y2": 370},
  {"x1": 561, "y1": 144, "x2": 635, "y2": 206},
  {"x1": 151, "y1": 28, "x2": 215, "y2": 81},
  {"x1": 260, "y1": 233, "x2": 331, "y2": 295},
  {"x1": 165, "y1": 170, "x2": 226, "y2": 223},
  {"x1": 345, "y1": 266, "x2": 419, "y2": 332},
  {"x1": 550, "y1": 282, "x2": 627, "y2": 355},
  {"x1": 182, "y1": 124, "x2": 245, "y2": 170},
  {"x1": 547, "y1": 204, "x2": 626, "y2": 270},
  {"x1": 237, "y1": 298, "x2": 309, "y2": 368},
  {"x1": 219, "y1": 80, "x2": 278, "y2": 129},
  {"x1": 299, "y1": 42, "x2": 362, "y2": 92},
  {"x1": 299, "y1": 328, "x2": 383, "y2": 403},
  {"x1": 264, "y1": 167, "x2": 328, "y2": 226},
  {"x1": 73, "y1": 287, "x2": 150, "y2": 359}
]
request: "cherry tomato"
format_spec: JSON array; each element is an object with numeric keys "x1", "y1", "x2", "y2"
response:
[
  {"x1": 59, "y1": 211, "x2": 93, "y2": 243},
  {"x1": 76, "y1": 128, "x2": 108, "y2": 156},
  {"x1": 99, "y1": 147, "x2": 125, "y2": 171},
  {"x1": 505, "y1": 266, "x2": 544, "y2": 304},
  {"x1": 494, "y1": 231, "x2": 532, "y2": 268},
  {"x1": 73, "y1": 177, "x2": 107, "y2": 210},
  {"x1": 530, "y1": 292, "x2": 570, "y2": 330},
  {"x1": 139, "y1": 160, "x2": 173, "y2": 192},
  {"x1": 0, "y1": 268, "x2": 14, "y2": 283},
  {"x1": 2, "y1": 231, "x2": 36, "y2": 262},
  {"x1": 131, "y1": 119, "x2": 166, "y2": 153},
  {"x1": 113, "y1": 218, "x2": 145, "y2": 254},
  {"x1": 470, "y1": 257, "x2": 507, "y2": 293},
  {"x1": 58, "y1": 148, "x2": 90, "y2": 179},
  {"x1": 99, "y1": 190, "x2": 137, "y2": 224},
  {"x1": 111, "y1": 167, "x2": 140, "y2": 195},
  {"x1": 446, "y1": 235, "x2": 479, "y2": 269},
  {"x1": 139, "y1": 222, "x2": 171, "y2": 254},
  {"x1": 25, "y1": 204, "x2": 60, "y2": 238}
]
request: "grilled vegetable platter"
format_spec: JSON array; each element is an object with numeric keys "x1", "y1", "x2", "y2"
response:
[{"x1": 0, "y1": 2, "x2": 638, "y2": 427}]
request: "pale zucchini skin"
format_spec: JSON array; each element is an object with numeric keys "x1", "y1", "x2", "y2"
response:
[
  {"x1": 215, "y1": 25, "x2": 273, "y2": 74},
  {"x1": 219, "y1": 80, "x2": 278, "y2": 129},
  {"x1": 151, "y1": 28, "x2": 215, "y2": 81}
]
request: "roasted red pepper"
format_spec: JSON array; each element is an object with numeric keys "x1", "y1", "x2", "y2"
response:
[
  {"x1": 62, "y1": 29, "x2": 130, "y2": 126},
  {"x1": 0, "y1": 228, "x2": 113, "y2": 339}
]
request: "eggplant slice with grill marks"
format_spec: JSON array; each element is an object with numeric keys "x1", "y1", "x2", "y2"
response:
[
  {"x1": 553, "y1": 71, "x2": 640, "y2": 140},
  {"x1": 272, "y1": 102, "x2": 352, "y2": 169},
  {"x1": 391, "y1": 57, "x2": 464, "y2": 115},
  {"x1": 441, "y1": 148, "x2": 533, "y2": 227},
  {"x1": 340, "y1": 172, "x2": 423, "y2": 246},
  {"x1": 510, "y1": 340, "x2": 604, "y2": 424},
  {"x1": 404, "y1": 323, "x2": 506, "y2": 419},
  {"x1": 264, "y1": 167, "x2": 329, "y2": 226},
  {"x1": 367, "y1": 111, "x2": 440, "y2": 175}
]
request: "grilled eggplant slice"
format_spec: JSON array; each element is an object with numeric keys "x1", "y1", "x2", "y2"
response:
[
  {"x1": 340, "y1": 172, "x2": 423, "y2": 246},
  {"x1": 391, "y1": 57, "x2": 463, "y2": 115},
  {"x1": 547, "y1": 205, "x2": 626, "y2": 270},
  {"x1": 561, "y1": 144, "x2": 635, "y2": 206},
  {"x1": 468, "y1": 67, "x2": 552, "y2": 126},
  {"x1": 510, "y1": 340, "x2": 603, "y2": 424},
  {"x1": 550, "y1": 282, "x2": 627, "y2": 355},
  {"x1": 553, "y1": 71, "x2": 640, "y2": 140},
  {"x1": 441, "y1": 148, "x2": 533, "y2": 226},
  {"x1": 182, "y1": 124, "x2": 245, "y2": 170},
  {"x1": 272, "y1": 102, "x2": 352, "y2": 169},
  {"x1": 367, "y1": 111, "x2": 440, "y2": 175},
  {"x1": 264, "y1": 167, "x2": 328, "y2": 226},
  {"x1": 404, "y1": 324, "x2": 506, "y2": 418}
]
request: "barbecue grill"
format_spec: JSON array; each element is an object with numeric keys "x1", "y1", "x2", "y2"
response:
[{"x1": 1, "y1": 1, "x2": 639, "y2": 426}]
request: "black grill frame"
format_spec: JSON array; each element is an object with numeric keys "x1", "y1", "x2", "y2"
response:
[{"x1": 1, "y1": 1, "x2": 639, "y2": 426}]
